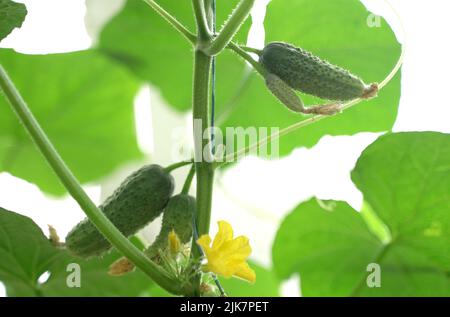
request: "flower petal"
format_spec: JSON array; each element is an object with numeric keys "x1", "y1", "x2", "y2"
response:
[
  {"x1": 197, "y1": 234, "x2": 212, "y2": 252},
  {"x1": 234, "y1": 262, "x2": 256, "y2": 283},
  {"x1": 212, "y1": 220, "x2": 233, "y2": 249}
]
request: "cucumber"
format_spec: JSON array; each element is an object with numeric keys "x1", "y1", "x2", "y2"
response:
[
  {"x1": 260, "y1": 42, "x2": 374, "y2": 101},
  {"x1": 65, "y1": 164, "x2": 174, "y2": 258},
  {"x1": 145, "y1": 194, "x2": 196, "y2": 259}
]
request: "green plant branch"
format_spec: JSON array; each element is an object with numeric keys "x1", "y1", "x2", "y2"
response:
[
  {"x1": 141, "y1": 0, "x2": 262, "y2": 75},
  {"x1": 204, "y1": 0, "x2": 255, "y2": 56},
  {"x1": 190, "y1": 49, "x2": 214, "y2": 297},
  {"x1": 0, "y1": 65, "x2": 182, "y2": 296},
  {"x1": 203, "y1": 0, "x2": 215, "y2": 30},
  {"x1": 164, "y1": 160, "x2": 193, "y2": 173},
  {"x1": 240, "y1": 45, "x2": 263, "y2": 55},
  {"x1": 228, "y1": 42, "x2": 267, "y2": 76},
  {"x1": 192, "y1": 50, "x2": 214, "y2": 238},
  {"x1": 142, "y1": 0, "x2": 196, "y2": 44},
  {"x1": 192, "y1": 0, "x2": 211, "y2": 41},
  {"x1": 182, "y1": 164, "x2": 196, "y2": 195}
]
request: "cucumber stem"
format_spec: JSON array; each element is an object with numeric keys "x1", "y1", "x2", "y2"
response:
[{"x1": 182, "y1": 164, "x2": 196, "y2": 195}]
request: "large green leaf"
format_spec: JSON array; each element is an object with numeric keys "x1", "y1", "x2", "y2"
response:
[
  {"x1": 273, "y1": 132, "x2": 450, "y2": 296},
  {"x1": 0, "y1": 207, "x2": 152, "y2": 296},
  {"x1": 0, "y1": 207, "x2": 62, "y2": 296},
  {"x1": 0, "y1": 49, "x2": 142, "y2": 195},
  {"x1": 273, "y1": 199, "x2": 383, "y2": 296},
  {"x1": 41, "y1": 244, "x2": 151, "y2": 297},
  {"x1": 352, "y1": 132, "x2": 450, "y2": 271},
  {"x1": 0, "y1": 0, "x2": 27, "y2": 42},
  {"x1": 97, "y1": 0, "x2": 250, "y2": 112},
  {"x1": 221, "y1": 0, "x2": 401, "y2": 156}
]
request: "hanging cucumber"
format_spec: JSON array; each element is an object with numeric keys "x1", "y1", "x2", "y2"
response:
[
  {"x1": 65, "y1": 164, "x2": 174, "y2": 258},
  {"x1": 259, "y1": 42, "x2": 378, "y2": 115},
  {"x1": 145, "y1": 194, "x2": 196, "y2": 260}
]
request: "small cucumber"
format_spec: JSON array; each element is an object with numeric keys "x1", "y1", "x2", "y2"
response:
[
  {"x1": 65, "y1": 164, "x2": 174, "y2": 258},
  {"x1": 145, "y1": 194, "x2": 196, "y2": 259},
  {"x1": 260, "y1": 42, "x2": 375, "y2": 101}
]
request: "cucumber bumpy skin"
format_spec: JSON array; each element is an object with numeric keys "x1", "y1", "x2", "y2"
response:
[
  {"x1": 65, "y1": 164, "x2": 175, "y2": 258},
  {"x1": 260, "y1": 42, "x2": 377, "y2": 101},
  {"x1": 145, "y1": 194, "x2": 196, "y2": 260}
]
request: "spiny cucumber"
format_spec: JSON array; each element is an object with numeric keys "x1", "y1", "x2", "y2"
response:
[
  {"x1": 145, "y1": 194, "x2": 196, "y2": 260},
  {"x1": 260, "y1": 42, "x2": 378, "y2": 101},
  {"x1": 65, "y1": 164, "x2": 174, "y2": 258}
]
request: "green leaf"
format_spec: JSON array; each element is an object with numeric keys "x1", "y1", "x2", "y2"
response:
[
  {"x1": 273, "y1": 133, "x2": 450, "y2": 296},
  {"x1": 0, "y1": 49, "x2": 142, "y2": 195},
  {"x1": 0, "y1": 0, "x2": 27, "y2": 42},
  {"x1": 352, "y1": 132, "x2": 450, "y2": 271},
  {"x1": 41, "y1": 250, "x2": 151, "y2": 297},
  {"x1": 220, "y1": 0, "x2": 401, "y2": 156},
  {"x1": 0, "y1": 207, "x2": 62, "y2": 296},
  {"x1": 97, "y1": 0, "x2": 250, "y2": 111},
  {"x1": 219, "y1": 262, "x2": 280, "y2": 297},
  {"x1": 273, "y1": 199, "x2": 383, "y2": 296},
  {"x1": 0, "y1": 207, "x2": 152, "y2": 296}
]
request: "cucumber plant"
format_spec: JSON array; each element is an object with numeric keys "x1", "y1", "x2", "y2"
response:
[{"x1": 0, "y1": 0, "x2": 406, "y2": 297}]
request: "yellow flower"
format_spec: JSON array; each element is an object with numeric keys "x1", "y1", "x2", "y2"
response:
[
  {"x1": 196, "y1": 221, "x2": 256, "y2": 283},
  {"x1": 168, "y1": 230, "x2": 181, "y2": 255}
]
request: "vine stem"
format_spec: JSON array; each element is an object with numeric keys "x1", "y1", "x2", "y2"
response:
[
  {"x1": 164, "y1": 160, "x2": 193, "y2": 173},
  {"x1": 192, "y1": 51, "x2": 214, "y2": 239},
  {"x1": 0, "y1": 65, "x2": 182, "y2": 296},
  {"x1": 192, "y1": 0, "x2": 211, "y2": 41},
  {"x1": 204, "y1": 0, "x2": 256, "y2": 55},
  {"x1": 142, "y1": 0, "x2": 196, "y2": 44},
  {"x1": 181, "y1": 164, "x2": 196, "y2": 195}
]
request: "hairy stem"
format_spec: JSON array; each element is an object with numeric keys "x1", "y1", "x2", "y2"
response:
[
  {"x1": 0, "y1": 65, "x2": 182, "y2": 295},
  {"x1": 192, "y1": 50, "x2": 214, "y2": 237},
  {"x1": 205, "y1": 0, "x2": 256, "y2": 55},
  {"x1": 191, "y1": 49, "x2": 214, "y2": 295}
]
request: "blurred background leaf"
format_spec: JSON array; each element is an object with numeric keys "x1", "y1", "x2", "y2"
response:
[
  {"x1": 0, "y1": 207, "x2": 152, "y2": 296},
  {"x1": 0, "y1": 206, "x2": 62, "y2": 296},
  {"x1": 273, "y1": 132, "x2": 450, "y2": 296},
  {"x1": 0, "y1": 0, "x2": 27, "y2": 42},
  {"x1": 220, "y1": 0, "x2": 401, "y2": 156},
  {"x1": 351, "y1": 132, "x2": 450, "y2": 272},
  {"x1": 41, "y1": 237, "x2": 151, "y2": 297},
  {"x1": 97, "y1": 0, "x2": 250, "y2": 112},
  {"x1": 272, "y1": 199, "x2": 382, "y2": 296},
  {"x1": 0, "y1": 49, "x2": 142, "y2": 195}
]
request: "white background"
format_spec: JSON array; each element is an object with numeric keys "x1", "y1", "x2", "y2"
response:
[{"x1": 1, "y1": 0, "x2": 449, "y2": 296}]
